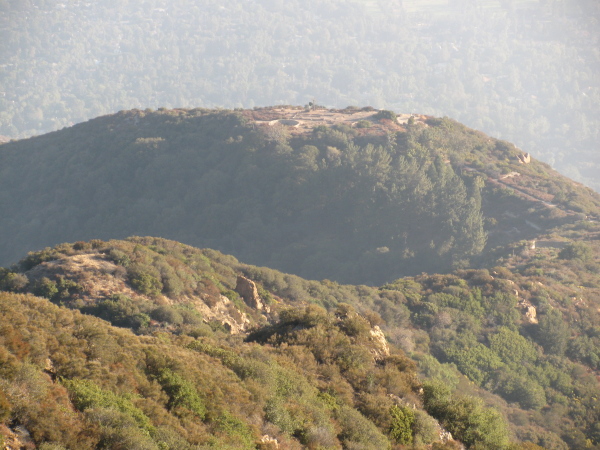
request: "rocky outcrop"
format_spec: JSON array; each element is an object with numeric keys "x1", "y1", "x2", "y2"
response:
[
  {"x1": 189, "y1": 294, "x2": 250, "y2": 334},
  {"x1": 517, "y1": 153, "x2": 531, "y2": 164},
  {"x1": 259, "y1": 435, "x2": 280, "y2": 449},
  {"x1": 369, "y1": 325, "x2": 390, "y2": 361},
  {"x1": 518, "y1": 299, "x2": 538, "y2": 324},
  {"x1": 235, "y1": 275, "x2": 269, "y2": 312},
  {"x1": 0, "y1": 424, "x2": 35, "y2": 450},
  {"x1": 525, "y1": 305, "x2": 538, "y2": 324}
]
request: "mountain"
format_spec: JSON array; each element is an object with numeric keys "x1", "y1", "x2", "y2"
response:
[
  {"x1": 1, "y1": 106, "x2": 599, "y2": 286},
  {"x1": 0, "y1": 232, "x2": 599, "y2": 449},
  {"x1": 1, "y1": 107, "x2": 599, "y2": 448},
  {"x1": 1, "y1": 0, "x2": 599, "y2": 192}
]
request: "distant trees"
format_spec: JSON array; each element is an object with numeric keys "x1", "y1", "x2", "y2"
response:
[
  {"x1": 374, "y1": 110, "x2": 397, "y2": 121},
  {"x1": 559, "y1": 242, "x2": 593, "y2": 262},
  {"x1": 3, "y1": 0, "x2": 600, "y2": 191},
  {"x1": 536, "y1": 309, "x2": 569, "y2": 356},
  {"x1": 0, "y1": 269, "x2": 28, "y2": 292}
]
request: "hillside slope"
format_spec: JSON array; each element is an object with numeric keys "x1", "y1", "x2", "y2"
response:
[
  {"x1": 1, "y1": 235, "x2": 599, "y2": 448},
  {"x1": 1, "y1": 107, "x2": 599, "y2": 285},
  {"x1": 0, "y1": 237, "x2": 514, "y2": 450}
]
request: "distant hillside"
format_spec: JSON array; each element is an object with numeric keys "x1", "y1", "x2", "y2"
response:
[
  {"x1": 1, "y1": 234, "x2": 599, "y2": 448},
  {"x1": 1, "y1": 0, "x2": 599, "y2": 192},
  {"x1": 1, "y1": 107, "x2": 599, "y2": 285}
]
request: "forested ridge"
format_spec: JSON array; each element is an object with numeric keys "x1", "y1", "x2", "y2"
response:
[
  {"x1": 2, "y1": 107, "x2": 599, "y2": 285},
  {"x1": 0, "y1": 0, "x2": 598, "y2": 191}
]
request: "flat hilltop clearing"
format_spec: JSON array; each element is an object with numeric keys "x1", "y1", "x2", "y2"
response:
[{"x1": 241, "y1": 105, "x2": 427, "y2": 137}]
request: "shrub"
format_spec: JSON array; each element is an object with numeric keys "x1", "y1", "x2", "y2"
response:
[
  {"x1": 374, "y1": 110, "x2": 397, "y2": 121},
  {"x1": 31, "y1": 277, "x2": 58, "y2": 300},
  {"x1": 493, "y1": 370, "x2": 546, "y2": 410},
  {"x1": 84, "y1": 407, "x2": 156, "y2": 450},
  {"x1": 89, "y1": 239, "x2": 105, "y2": 249},
  {"x1": 108, "y1": 248, "x2": 131, "y2": 267},
  {"x1": 156, "y1": 369, "x2": 206, "y2": 419},
  {"x1": 422, "y1": 381, "x2": 510, "y2": 449},
  {"x1": 339, "y1": 314, "x2": 371, "y2": 338},
  {"x1": 179, "y1": 308, "x2": 203, "y2": 326},
  {"x1": 38, "y1": 443, "x2": 68, "y2": 450},
  {"x1": 264, "y1": 398, "x2": 300, "y2": 435},
  {"x1": 568, "y1": 335, "x2": 600, "y2": 369},
  {"x1": 488, "y1": 327, "x2": 538, "y2": 367},
  {"x1": 412, "y1": 410, "x2": 439, "y2": 445},
  {"x1": 440, "y1": 339, "x2": 503, "y2": 386},
  {"x1": 72, "y1": 241, "x2": 90, "y2": 251},
  {"x1": 536, "y1": 309, "x2": 569, "y2": 356},
  {"x1": 91, "y1": 295, "x2": 151, "y2": 330},
  {"x1": 154, "y1": 261, "x2": 185, "y2": 298},
  {"x1": 62, "y1": 379, "x2": 153, "y2": 432},
  {"x1": 54, "y1": 277, "x2": 83, "y2": 302},
  {"x1": 559, "y1": 242, "x2": 593, "y2": 261},
  {"x1": 127, "y1": 264, "x2": 163, "y2": 297},
  {"x1": 0, "y1": 270, "x2": 28, "y2": 292},
  {"x1": 332, "y1": 123, "x2": 356, "y2": 135},
  {"x1": 213, "y1": 411, "x2": 255, "y2": 449},
  {"x1": 151, "y1": 306, "x2": 184, "y2": 326},
  {"x1": 19, "y1": 248, "x2": 61, "y2": 271},
  {"x1": 389, "y1": 404, "x2": 415, "y2": 445},
  {"x1": 336, "y1": 405, "x2": 390, "y2": 449},
  {"x1": 279, "y1": 304, "x2": 329, "y2": 329}
]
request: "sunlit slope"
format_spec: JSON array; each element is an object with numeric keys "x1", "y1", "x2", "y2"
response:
[{"x1": 1, "y1": 230, "x2": 599, "y2": 448}]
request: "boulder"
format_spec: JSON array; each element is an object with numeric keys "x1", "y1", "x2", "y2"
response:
[
  {"x1": 235, "y1": 275, "x2": 268, "y2": 311},
  {"x1": 259, "y1": 435, "x2": 279, "y2": 449}
]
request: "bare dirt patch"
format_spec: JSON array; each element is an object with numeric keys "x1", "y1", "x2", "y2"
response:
[
  {"x1": 26, "y1": 253, "x2": 137, "y2": 303},
  {"x1": 242, "y1": 106, "x2": 428, "y2": 136}
]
